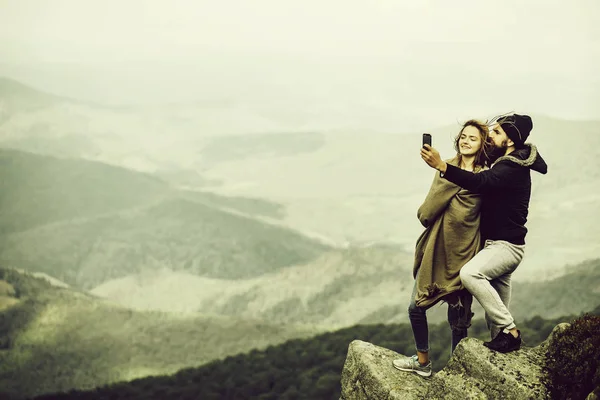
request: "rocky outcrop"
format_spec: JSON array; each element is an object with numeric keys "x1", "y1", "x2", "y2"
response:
[
  {"x1": 340, "y1": 341, "x2": 427, "y2": 400},
  {"x1": 425, "y1": 337, "x2": 548, "y2": 399},
  {"x1": 340, "y1": 326, "x2": 568, "y2": 400}
]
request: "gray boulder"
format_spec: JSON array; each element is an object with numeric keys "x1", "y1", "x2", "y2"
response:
[
  {"x1": 340, "y1": 340, "x2": 428, "y2": 400},
  {"x1": 340, "y1": 327, "x2": 568, "y2": 400}
]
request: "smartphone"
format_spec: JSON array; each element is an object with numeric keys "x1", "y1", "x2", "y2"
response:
[{"x1": 422, "y1": 133, "x2": 432, "y2": 148}]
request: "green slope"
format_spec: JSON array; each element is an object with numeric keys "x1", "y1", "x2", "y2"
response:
[
  {"x1": 28, "y1": 304, "x2": 600, "y2": 400},
  {"x1": 0, "y1": 197, "x2": 329, "y2": 289},
  {"x1": 0, "y1": 149, "x2": 328, "y2": 289},
  {"x1": 0, "y1": 268, "x2": 317, "y2": 399},
  {"x1": 510, "y1": 258, "x2": 600, "y2": 320},
  {"x1": 0, "y1": 149, "x2": 168, "y2": 235}
]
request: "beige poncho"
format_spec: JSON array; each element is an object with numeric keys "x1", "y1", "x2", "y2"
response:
[{"x1": 413, "y1": 157, "x2": 483, "y2": 309}]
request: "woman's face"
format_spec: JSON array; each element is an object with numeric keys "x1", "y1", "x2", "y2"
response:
[{"x1": 458, "y1": 125, "x2": 482, "y2": 156}]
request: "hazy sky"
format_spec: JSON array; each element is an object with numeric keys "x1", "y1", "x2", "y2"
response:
[{"x1": 0, "y1": 0, "x2": 598, "y2": 130}]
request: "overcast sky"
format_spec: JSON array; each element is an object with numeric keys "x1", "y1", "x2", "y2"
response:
[{"x1": 0, "y1": 0, "x2": 598, "y2": 130}]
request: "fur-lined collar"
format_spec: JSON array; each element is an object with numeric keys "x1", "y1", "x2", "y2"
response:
[
  {"x1": 492, "y1": 143, "x2": 538, "y2": 168},
  {"x1": 492, "y1": 143, "x2": 548, "y2": 174}
]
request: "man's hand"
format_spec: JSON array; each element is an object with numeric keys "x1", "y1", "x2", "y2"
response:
[{"x1": 420, "y1": 144, "x2": 447, "y2": 173}]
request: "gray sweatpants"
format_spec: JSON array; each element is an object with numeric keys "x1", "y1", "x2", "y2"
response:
[{"x1": 459, "y1": 239, "x2": 525, "y2": 339}]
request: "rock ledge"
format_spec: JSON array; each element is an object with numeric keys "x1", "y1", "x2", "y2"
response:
[{"x1": 339, "y1": 327, "x2": 568, "y2": 400}]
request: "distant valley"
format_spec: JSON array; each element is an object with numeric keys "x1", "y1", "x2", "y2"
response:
[
  {"x1": 1, "y1": 77, "x2": 599, "y2": 280},
  {"x1": 1, "y1": 77, "x2": 600, "y2": 399}
]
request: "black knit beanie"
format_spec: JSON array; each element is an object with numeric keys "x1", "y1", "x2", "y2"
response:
[{"x1": 497, "y1": 114, "x2": 532, "y2": 147}]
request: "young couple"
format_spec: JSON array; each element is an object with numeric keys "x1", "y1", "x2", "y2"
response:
[{"x1": 393, "y1": 113, "x2": 548, "y2": 377}]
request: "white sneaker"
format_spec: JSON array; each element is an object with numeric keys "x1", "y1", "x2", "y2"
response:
[{"x1": 392, "y1": 355, "x2": 432, "y2": 377}]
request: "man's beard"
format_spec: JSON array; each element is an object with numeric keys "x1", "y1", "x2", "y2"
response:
[{"x1": 488, "y1": 139, "x2": 509, "y2": 163}]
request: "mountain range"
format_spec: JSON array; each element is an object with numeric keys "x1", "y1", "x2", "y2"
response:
[
  {"x1": 1, "y1": 77, "x2": 599, "y2": 281},
  {"x1": 1, "y1": 76, "x2": 599, "y2": 397},
  {"x1": 4, "y1": 146, "x2": 598, "y2": 330}
]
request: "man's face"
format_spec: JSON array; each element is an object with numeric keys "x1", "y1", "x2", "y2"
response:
[
  {"x1": 487, "y1": 123, "x2": 510, "y2": 161},
  {"x1": 489, "y1": 123, "x2": 510, "y2": 149}
]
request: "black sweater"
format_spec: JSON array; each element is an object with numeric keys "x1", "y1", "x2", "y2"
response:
[{"x1": 442, "y1": 144, "x2": 548, "y2": 245}]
